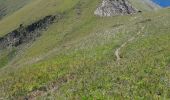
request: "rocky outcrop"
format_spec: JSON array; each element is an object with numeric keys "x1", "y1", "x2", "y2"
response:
[
  {"x1": 0, "y1": 14, "x2": 62, "y2": 49},
  {"x1": 94, "y1": 0, "x2": 138, "y2": 17}
]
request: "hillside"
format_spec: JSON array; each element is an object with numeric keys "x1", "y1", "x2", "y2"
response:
[
  {"x1": 0, "y1": 0, "x2": 170, "y2": 99},
  {"x1": 0, "y1": 0, "x2": 32, "y2": 20}
]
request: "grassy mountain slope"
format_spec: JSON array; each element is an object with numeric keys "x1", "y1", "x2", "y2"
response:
[
  {"x1": 0, "y1": 0, "x2": 169, "y2": 99},
  {"x1": 0, "y1": 0, "x2": 32, "y2": 20},
  {"x1": 131, "y1": 0, "x2": 161, "y2": 11}
]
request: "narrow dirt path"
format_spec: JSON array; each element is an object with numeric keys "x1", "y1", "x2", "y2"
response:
[{"x1": 115, "y1": 26, "x2": 145, "y2": 61}]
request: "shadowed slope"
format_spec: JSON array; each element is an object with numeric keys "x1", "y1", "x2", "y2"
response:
[{"x1": 0, "y1": 0, "x2": 32, "y2": 19}]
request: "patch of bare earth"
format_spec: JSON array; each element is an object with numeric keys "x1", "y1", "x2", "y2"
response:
[{"x1": 21, "y1": 73, "x2": 75, "y2": 100}]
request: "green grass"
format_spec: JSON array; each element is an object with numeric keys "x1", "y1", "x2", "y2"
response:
[
  {"x1": 0, "y1": 55, "x2": 8, "y2": 68},
  {"x1": 0, "y1": 0, "x2": 169, "y2": 99},
  {"x1": 0, "y1": 49, "x2": 16, "y2": 68},
  {"x1": 0, "y1": 0, "x2": 32, "y2": 19}
]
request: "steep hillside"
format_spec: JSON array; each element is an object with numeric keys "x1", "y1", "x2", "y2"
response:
[
  {"x1": 0, "y1": 0, "x2": 169, "y2": 99},
  {"x1": 130, "y1": 0, "x2": 161, "y2": 11},
  {"x1": 0, "y1": 0, "x2": 32, "y2": 20}
]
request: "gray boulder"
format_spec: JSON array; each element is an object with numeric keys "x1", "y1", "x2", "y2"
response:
[{"x1": 94, "y1": 0, "x2": 138, "y2": 17}]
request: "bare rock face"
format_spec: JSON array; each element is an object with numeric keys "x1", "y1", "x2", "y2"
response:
[
  {"x1": 94, "y1": 0, "x2": 138, "y2": 17},
  {"x1": 0, "y1": 14, "x2": 62, "y2": 49}
]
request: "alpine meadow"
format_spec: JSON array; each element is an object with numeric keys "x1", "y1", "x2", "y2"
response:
[{"x1": 0, "y1": 0, "x2": 170, "y2": 99}]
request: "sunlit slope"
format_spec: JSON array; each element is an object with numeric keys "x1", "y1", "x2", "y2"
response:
[
  {"x1": 0, "y1": 0, "x2": 160, "y2": 37},
  {"x1": 0, "y1": 0, "x2": 81, "y2": 37},
  {"x1": 0, "y1": 0, "x2": 32, "y2": 19},
  {"x1": 129, "y1": 0, "x2": 161, "y2": 11},
  {"x1": 0, "y1": 0, "x2": 169, "y2": 99},
  {"x1": 0, "y1": 0, "x2": 161, "y2": 70}
]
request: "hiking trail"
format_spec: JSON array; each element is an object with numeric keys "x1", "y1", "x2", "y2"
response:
[{"x1": 115, "y1": 26, "x2": 145, "y2": 61}]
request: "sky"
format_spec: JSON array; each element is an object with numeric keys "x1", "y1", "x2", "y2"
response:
[{"x1": 152, "y1": 0, "x2": 170, "y2": 7}]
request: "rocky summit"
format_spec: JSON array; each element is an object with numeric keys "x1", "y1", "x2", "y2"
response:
[{"x1": 94, "y1": 0, "x2": 138, "y2": 16}]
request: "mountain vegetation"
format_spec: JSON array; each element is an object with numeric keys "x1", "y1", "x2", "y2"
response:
[{"x1": 0, "y1": 0, "x2": 169, "y2": 99}]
